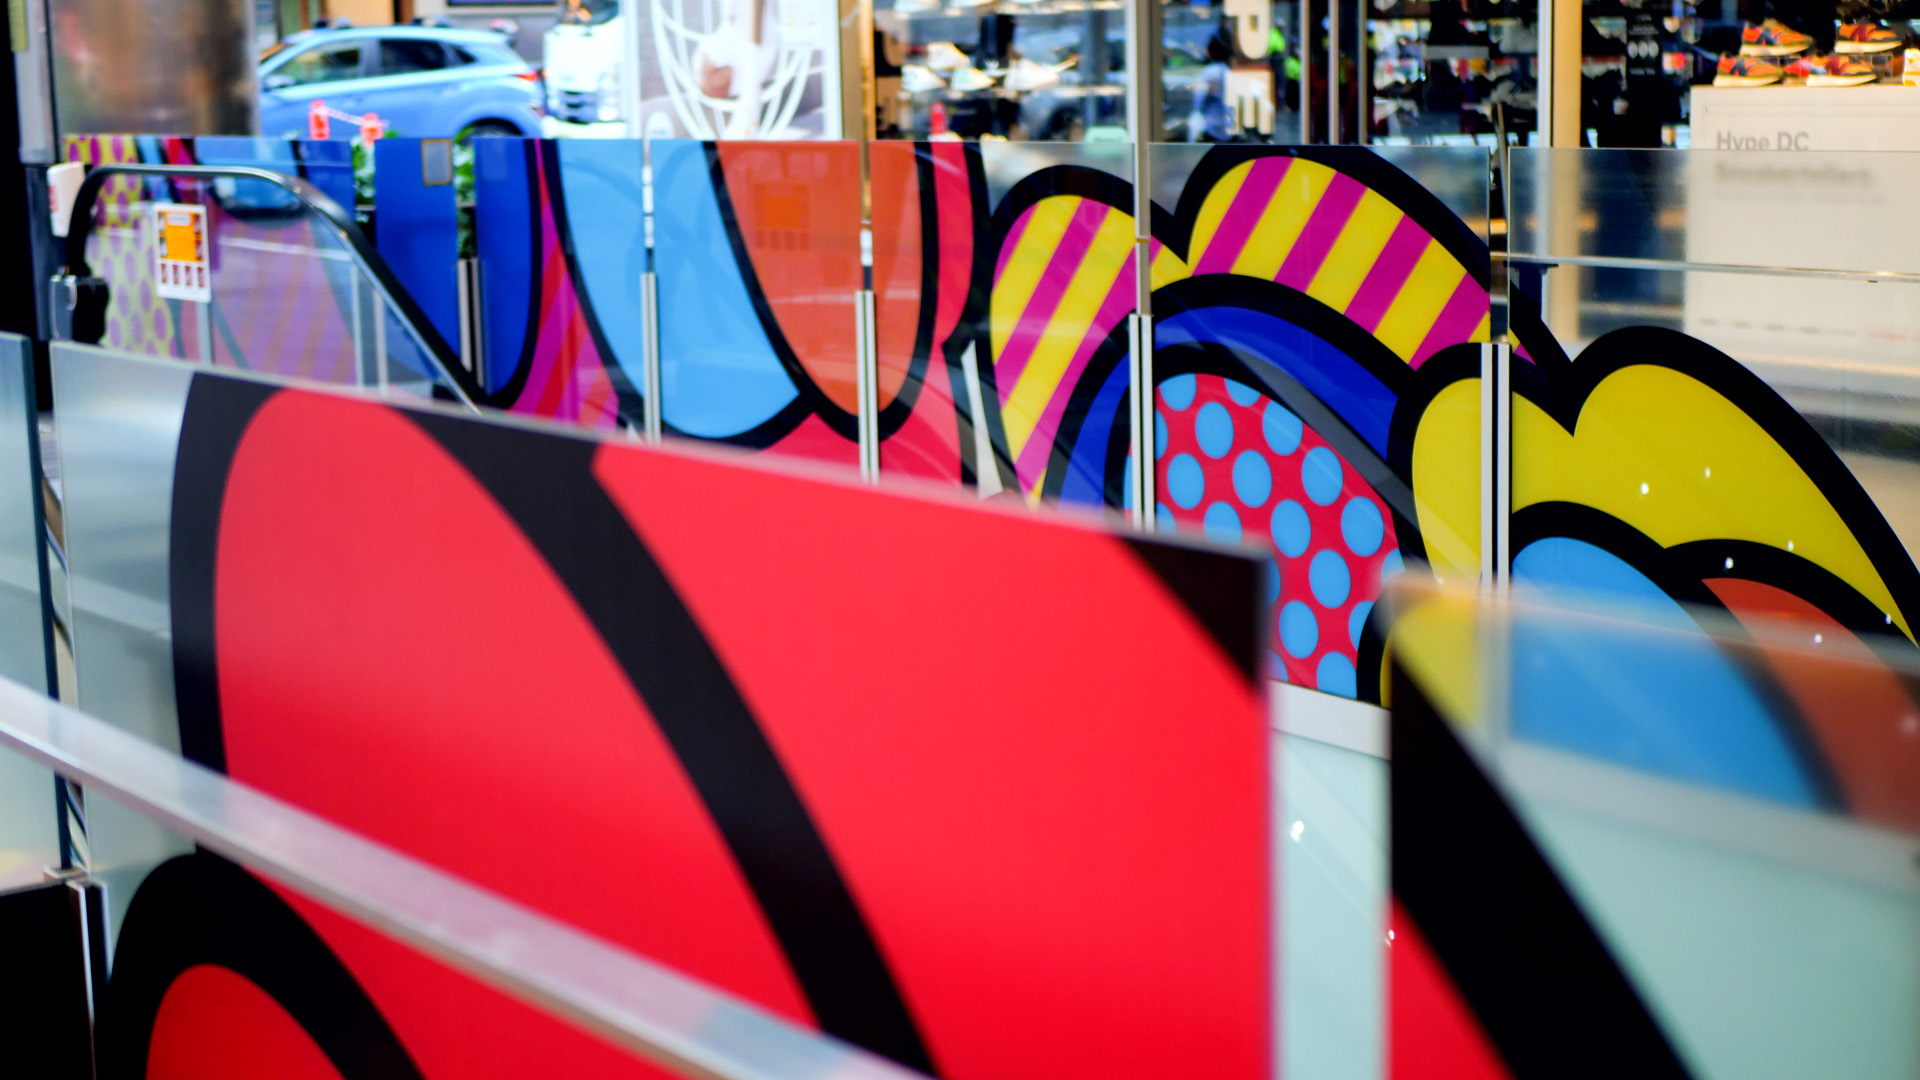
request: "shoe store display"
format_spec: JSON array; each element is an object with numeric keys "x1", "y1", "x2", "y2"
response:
[
  {"x1": 1003, "y1": 56, "x2": 1071, "y2": 92},
  {"x1": 1835, "y1": 21, "x2": 1901, "y2": 53},
  {"x1": 948, "y1": 66, "x2": 995, "y2": 91},
  {"x1": 1740, "y1": 18, "x2": 1813, "y2": 57},
  {"x1": 1806, "y1": 53, "x2": 1879, "y2": 84},
  {"x1": 901, "y1": 64, "x2": 947, "y2": 92},
  {"x1": 924, "y1": 41, "x2": 969, "y2": 71},
  {"x1": 1714, "y1": 54, "x2": 1784, "y2": 85}
]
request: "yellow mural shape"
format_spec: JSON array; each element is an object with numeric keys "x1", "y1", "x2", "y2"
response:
[
  {"x1": 1514, "y1": 364, "x2": 1911, "y2": 639},
  {"x1": 1410, "y1": 377, "x2": 1483, "y2": 584}
]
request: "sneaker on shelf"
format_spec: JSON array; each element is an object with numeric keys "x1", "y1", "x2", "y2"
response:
[
  {"x1": 1713, "y1": 54, "x2": 1784, "y2": 85},
  {"x1": 1783, "y1": 53, "x2": 1820, "y2": 78},
  {"x1": 1835, "y1": 21, "x2": 1901, "y2": 53},
  {"x1": 893, "y1": 0, "x2": 940, "y2": 13},
  {"x1": 1808, "y1": 53, "x2": 1878, "y2": 84},
  {"x1": 949, "y1": 66, "x2": 996, "y2": 91},
  {"x1": 901, "y1": 64, "x2": 947, "y2": 92},
  {"x1": 1003, "y1": 56, "x2": 1069, "y2": 91},
  {"x1": 925, "y1": 41, "x2": 970, "y2": 71},
  {"x1": 1740, "y1": 18, "x2": 1812, "y2": 56}
]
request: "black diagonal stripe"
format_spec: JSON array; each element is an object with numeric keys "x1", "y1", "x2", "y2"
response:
[
  {"x1": 1390, "y1": 660, "x2": 1693, "y2": 1079},
  {"x1": 170, "y1": 372, "x2": 281, "y2": 775},
  {"x1": 406, "y1": 410, "x2": 937, "y2": 1075}
]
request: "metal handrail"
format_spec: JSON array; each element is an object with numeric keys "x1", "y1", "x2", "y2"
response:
[
  {"x1": 62, "y1": 162, "x2": 483, "y2": 412},
  {"x1": 0, "y1": 672, "x2": 929, "y2": 1080}
]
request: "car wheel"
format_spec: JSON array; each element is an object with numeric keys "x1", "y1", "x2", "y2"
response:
[{"x1": 457, "y1": 120, "x2": 521, "y2": 144}]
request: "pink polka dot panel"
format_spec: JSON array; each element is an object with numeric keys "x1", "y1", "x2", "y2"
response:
[{"x1": 1155, "y1": 372, "x2": 1401, "y2": 699}]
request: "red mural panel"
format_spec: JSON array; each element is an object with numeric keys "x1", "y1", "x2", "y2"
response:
[{"x1": 126, "y1": 372, "x2": 1269, "y2": 1080}]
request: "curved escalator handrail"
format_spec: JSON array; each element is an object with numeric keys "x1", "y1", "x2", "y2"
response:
[{"x1": 63, "y1": 162, "x2": 482, "y2": 413}]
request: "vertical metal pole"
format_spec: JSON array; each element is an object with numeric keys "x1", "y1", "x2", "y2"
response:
[
  {"x1": 1357, "y1": 4, "x2": 1368, "y2": 145},
  {"x1": 641, "y1": 141, "x2": 663, "y2": 442},
  {"x1": 1494, "y1": 341, "x2": 1510, "y2": 591},
  {"x1": 1327, "y1": 0, "x2": 1341, "y2": 143},
  {"x1": 1298, "y1": 0, "x2": 1311, "y2": 143},
  {"x1": 373, "y1": 292, "x2": 389, "y2": 397},
  {"x1": 1126, "y1": 0, "x2": 1155, "y2": 529},
  {"x1": 1479, "y1": 341, "x2": 1493, "y2": 591},
  {"x1": 349, "y1": 273, "x2": 365, "y2": 387},
  {"x1": 854, "y1": 237, "x2": 878, "y2": 484},
  {"x1": 194, "y1": 301, "x2": 212, "y2": 365}
]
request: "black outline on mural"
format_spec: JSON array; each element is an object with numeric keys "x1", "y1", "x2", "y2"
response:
[
  {"x1": 401, "y1": 411, "x2": 939, "y2": 1073},
  {"x1": 1510, "y1": 324, "x2": 1920, "y2": 633},
  {"x1": 483, "y1": 138, "x2": 546, "y2": 412},
  {"x1": 541, "y1": 140, "x2": 649, "y2": 425},
  {"x1": 163, "y1": 375, "x2": 939, "y2": 1073},
  {"x1": 1389, "y1": 664, "x2": 1694, "y2": 1080},
  {"x1": 1510, "y1": 499, "x2": 1849, "y2": 812},
  {"x1": 96, "y1": 852, "x2": 426, "y2": 1080},
  {"x1": 702, "y1": 141, "x2": 862, "y2": 445}
]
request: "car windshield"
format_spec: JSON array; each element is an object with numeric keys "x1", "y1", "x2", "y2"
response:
[
  {"x1": 259, "y1": 39, "x2": 294, "y2": 63},
  {"x1": 556, "y1": 0, "x2": 616, "y2": 26}
]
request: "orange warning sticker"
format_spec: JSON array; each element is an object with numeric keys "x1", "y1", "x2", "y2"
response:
[{"x1": 152, "y1": 202, "x2": 210, "y2": 303}]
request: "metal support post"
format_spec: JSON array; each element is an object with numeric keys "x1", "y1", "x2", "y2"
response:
[
  {"x1": 1328, "y1": 0, "x2": 1341, "y2": 143},
  {"x1": 1126, "y1": 0, "x2": 1156, "y2": 529},
  {"x1": 854, "y1": 229, "x2": 879, "y2": 483},
  {"x1": 1478, "y1": 341, "x2": 1510, "y2": 592},
  {"x1": 1298, "y1": 0, "x2": 1312, "y2": 143}
]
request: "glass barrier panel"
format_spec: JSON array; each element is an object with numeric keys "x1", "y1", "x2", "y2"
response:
[
  {"x1": 651, "y1": 139, "x2": 861, "y2": 467},
  {"x1": 1504, "y1": 147, "x2": 1920, "y2": 612},
  {"x1": 47, "y1": 344, "x2": 1271, "y2": 1080},
  {"x1": 972, "y1": 140, "x2": 1134, "y2": 507},
  {"x1": 0, "y1": 332, "x2": 57, "y2": 892},
  {"x1": 869, "y1": 141, "x2": 972, "y2": 488},
  {"x1": 1145, "y1": 144, "x2": 1491, "y2": 699},
  {"x1": 471, "y1": 138, "x2": 644, "y2": 430},
  {"x1": 1387, "y1": 584, "x2": 1920, "y2": 1080},
  {"x1": 0, "y1": 684, "x2": 929, "y2": 1080}
]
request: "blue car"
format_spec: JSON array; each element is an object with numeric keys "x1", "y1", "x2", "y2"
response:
[{"x1": 259, "y1": 26, "x2": 542, "y2": 140}]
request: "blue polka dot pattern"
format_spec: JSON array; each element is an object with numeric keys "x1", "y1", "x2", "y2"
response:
[
  {"x1": 1203, "y1": 502, "x2": 1243, "y2": 544},
  {"x1": 1281, "y1": 601, "x2": 1319, "y2": 658},
  {"x1": 1167, "y1": 453, "x2": 1205, "y2": 509},
  {"x1": 1341, "y1": 497, "x2": 1384, "y2": 556},
  {"x1": 1270, "y1": 499, "x2": 1311, "y2": 558},
  {"x1": 1161, "y1": 373, "x2": 1196, "y2": 410},
  {"x1": 1195, "y1": 402, "x2": 1234, "y2": 459},
  {"x1": 1157, "y1": 374, "x2": 1402, "y2": 701},
  {"x1": 1263, "y1": 400, "x2": 1302, "y2": 455},
  {"x1": 1232, "y1": 451, "x2": 1272, "y2": 508},
  {"x1": 1316, "y1": 653, "x2": 1357, "y2": 699},
  {"x1": 1381, "y1": 548, "x2": 1405, "y2": 579},
  {"x1": 1302, "y1": 446, "x2": 1343, "y2": 506},
  {"x1": 1122, "y1": 455, "x2": 1134, "y2": 510},
  {"x1": 1155, "y1": 505, "x2": 1177, "y2": 533},
  {"x1": 1310, "y1": 549, "x2": 1351, "y2": 607}
]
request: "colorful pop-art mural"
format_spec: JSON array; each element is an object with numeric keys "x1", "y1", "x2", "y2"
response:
[{"x1": 73, "y1": 362, "x2": 1270, "y2": 1080}]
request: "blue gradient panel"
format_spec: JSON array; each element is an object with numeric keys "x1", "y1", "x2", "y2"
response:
[
  {"x1": 651, "y1": 139, "x2": 795, "y2": 439},
  {"x1": 473, "y1": 138, "x2": 534, "y2": 395},
  {"x1": 556, "y1": 140, "x2": 646, "y2": 396},
  {"x1": 1156, "y1": 308, "x2": 1396, "y2": 456},
  {"x1": 1511, "y1": 537, "x2": 1818, "y2": 808}
]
